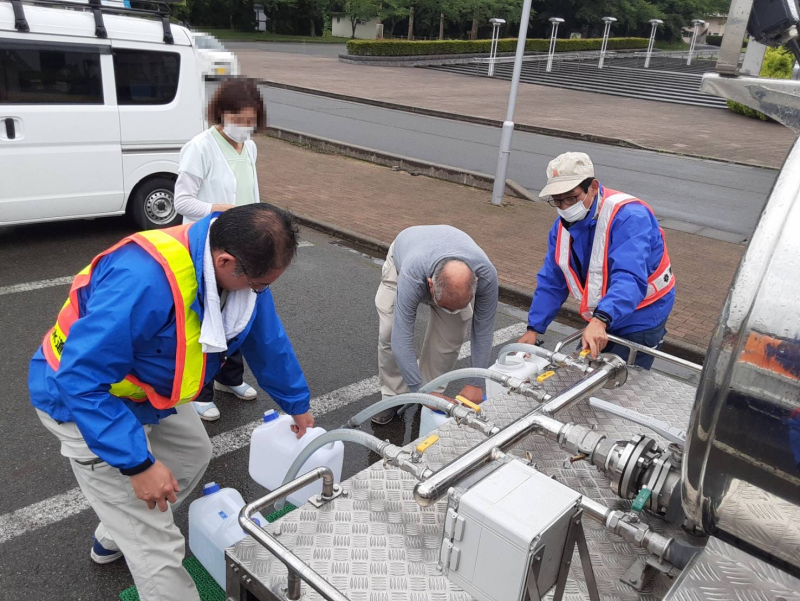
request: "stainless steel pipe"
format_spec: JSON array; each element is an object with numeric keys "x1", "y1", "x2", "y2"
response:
[
  {"x1": 240, "y1": 467, "x2": 349, "y2": 601},
  {"x1": 414, "y1": 361, "x2": 625, "y2": 506},
  {"x1": 580, "y1": 497, "x2": 674, "y2": 560}
]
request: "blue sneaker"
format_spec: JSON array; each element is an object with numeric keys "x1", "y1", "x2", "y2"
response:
[{"x1": 90, "y1": 537, "x2": 123, "y2": 564}]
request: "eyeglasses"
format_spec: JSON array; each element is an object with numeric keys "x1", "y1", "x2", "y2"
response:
[
  {"x1": 547, "y1": 192, "x2": 585, "y2": 208},
  {"x1": 230, "y1": 253, "x2": 271, "y2": 295}
]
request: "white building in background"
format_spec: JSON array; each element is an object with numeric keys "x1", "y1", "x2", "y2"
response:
[
  {"x1": 254, "y1": 4, "x2": 267, "y2": 31},
  {"x1": 682, "y1": 14, "x2": 727, "y2": 43},
  {"x1": 331, "y1": 12, "x2": 379, "y2": 39}
]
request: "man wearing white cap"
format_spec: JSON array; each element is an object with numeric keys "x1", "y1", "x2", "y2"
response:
[{"x1": 518, "y1": 152, "x2": 675, "y2": 368}]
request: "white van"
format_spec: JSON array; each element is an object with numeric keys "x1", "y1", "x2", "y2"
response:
[{"x1": 0, "y1": 0, "x2": 205, "y2": 229}]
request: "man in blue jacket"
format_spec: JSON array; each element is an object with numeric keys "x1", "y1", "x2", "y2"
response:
[
  {"x1": 29, "y1": 205, "x2": 313, "y2": 600},
  {"x1": 518, "y1": 152, "x2": 675, "y2": 368}
]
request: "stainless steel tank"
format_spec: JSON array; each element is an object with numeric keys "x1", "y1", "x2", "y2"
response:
[{"x1": 683, "y1": 136, "x2": 800, "y2": 575}]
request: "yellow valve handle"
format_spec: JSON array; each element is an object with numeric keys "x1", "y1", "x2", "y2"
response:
[
  {"x1": 536, "y1": 370, "x2": 556, "y2": 382},
  {"x1": 454, "y1": 395, "x2": 481, "y2": 413},
  {"x1": 416, "y1": 434, "x2": 439, "y2": 454},
  {"x1": 580, "y1": 349, "x2": 592, "y2": 358}
]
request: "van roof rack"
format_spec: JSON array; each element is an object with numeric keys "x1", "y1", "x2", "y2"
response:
[{"x1": 10, "y1": 0, "x2": 178, "y2": 43}]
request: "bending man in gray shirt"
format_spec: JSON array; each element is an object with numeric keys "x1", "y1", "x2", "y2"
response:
[{"x1": 372, "y1": 225, "x2": 499, "y2": 424}]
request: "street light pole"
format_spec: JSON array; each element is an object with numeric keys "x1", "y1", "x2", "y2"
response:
[
  {"x1": 598, "y1": 16, "x2": 617, "y2": 68},
  {"x1": 687, "y1": 19, "x2": 706, "y2": 66},
  {"x1": 545, "y1": 17, "x2": 564, "y2": 72},
  {"x1": 490, "y1": 0, "x2": 536, "y2": 206},
  {"x1": 644, "y1": 19, "x2": 663, "y2": 68},
  {"x1": 488, "y1": 18, "x2": 506, "y2": 77}
]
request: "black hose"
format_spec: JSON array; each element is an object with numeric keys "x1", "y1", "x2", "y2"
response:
[{"x1": 664, "y1": 538, "x2": 704, "y2": 569}]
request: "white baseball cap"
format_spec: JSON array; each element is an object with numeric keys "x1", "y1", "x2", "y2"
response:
[{"x1": 539, "y1": 152, "x2": 595, "y2": 198}]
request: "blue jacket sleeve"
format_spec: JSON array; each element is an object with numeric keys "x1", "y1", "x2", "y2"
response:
[
  {"x1": 596, "y1": 205, "x2": 653, "y2": 325},
  {"x1": 52, "y1": 247, "x2": 173, "y2": 471},
  {"x1": 240, "y1": 291, "x2": 311, "y2": 415},
  {"x1": 528, "y1": 222, "x2": 569, "y2": 333}
]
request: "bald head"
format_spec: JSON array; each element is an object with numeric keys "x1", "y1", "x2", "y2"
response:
[{"x1": 429, "y1": 258, "x2": 477, "y2": 311}]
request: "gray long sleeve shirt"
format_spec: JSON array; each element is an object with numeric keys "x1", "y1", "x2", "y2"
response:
[{"x1": 391, "y1": 225, "x2": 498, "y2": 392}]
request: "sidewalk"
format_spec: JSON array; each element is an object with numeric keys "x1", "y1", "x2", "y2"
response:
[
  {"x1": 239, "y1": 51, "x2": 795, "y2": 169},
  {"x1": 256, "y1": 135, "x2": 744, "y2": 357}
]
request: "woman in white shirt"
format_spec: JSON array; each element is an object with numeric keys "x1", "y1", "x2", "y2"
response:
[{"x1": 175, "y1": 78, "x2": 265, "y2": 421}]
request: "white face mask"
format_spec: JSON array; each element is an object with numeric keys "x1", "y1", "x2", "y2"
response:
[
  {"x1": 222, "y1": 122, "x2": 254, "y2": 143},
  {"x1": 557, "y1": 199, "x2": 591, "y2": 223}
]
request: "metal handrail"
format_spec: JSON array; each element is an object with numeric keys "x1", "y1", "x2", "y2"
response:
[
  {"x1": 552, "y1": 330, "x2": 703, "y2": 373},
  {"x1": 239, "y1": 467, "x2": 349, "y2": 601}
]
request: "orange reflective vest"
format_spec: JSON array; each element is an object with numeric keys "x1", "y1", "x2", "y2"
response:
[
  {"x1": 42, "y1": 226, "x2": 207, "y2": 410},
  {"x1": 555, "y1": 190, "x2": 675, "y2": 322}
]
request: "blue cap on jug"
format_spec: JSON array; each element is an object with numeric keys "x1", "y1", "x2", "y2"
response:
[
  {"x1": 203, "y1": 482, "x2": 221, "y2": 495},
  {"x1": 263, "y1": 410, "x2": 279, "y2": 423}
]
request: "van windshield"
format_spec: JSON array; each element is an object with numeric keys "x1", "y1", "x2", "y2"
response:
[{"x1": 194, "y1": 34, "x2": 227, "y2": 52}]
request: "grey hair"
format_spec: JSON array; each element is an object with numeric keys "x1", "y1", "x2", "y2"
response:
[{"x1": 431, "y1": 258, "x2": 477, "y2": 302}]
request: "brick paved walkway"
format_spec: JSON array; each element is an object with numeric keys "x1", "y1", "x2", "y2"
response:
[
  {"x1": 240, "y1": 51, "x2": 794, "y2": 169},
  {"x1": 256, "y1": 136, "x2": 744, "y2": 354}
]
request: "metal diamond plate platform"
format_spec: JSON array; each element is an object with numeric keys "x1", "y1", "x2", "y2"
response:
[
  {"x1": 664, "y1": 536, "x2": 800, "y2": 601},
  {"x1": 230, "y1": 367, "x2": 700, "y2": 601}
]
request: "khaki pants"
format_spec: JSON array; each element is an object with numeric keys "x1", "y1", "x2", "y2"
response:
[
  {"x1": 37, "y1": 403, "x2": 212, "y2": 601},
  {"x1": 376, "y1": 243, "x2": 473, "y2": 397}
]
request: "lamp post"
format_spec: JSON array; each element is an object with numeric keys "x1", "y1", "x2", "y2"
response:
[
  {"x1": 687, "y1": 19, "x2": 706, "y2": 66},
  {"x1": 490, "y1": 0, "x2": 535, "y2": 206},
  {"x1": 644, "y1": 19, "x2": 663, "y2": 68},
  {"x1": 545, "y1": 17, "x2": 564, "y2": 73},
  {"x1": 598, "y1": 16, "x2": 617, "y2": 68},
  {"x1": 488, "y1": 18, "x2": 506, "y2": 76}
]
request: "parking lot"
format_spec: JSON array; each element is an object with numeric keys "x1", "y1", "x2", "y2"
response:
[{"x1": 0, "y1": 216, "x2": 541, "y2": 600}]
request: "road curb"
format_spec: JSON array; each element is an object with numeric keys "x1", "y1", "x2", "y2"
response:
[
  {"x1": 279, "y1": 205, "x2": 708, "y2": 363},
  {"x1": 265, "y1": 126, "x2": 537, "y2": 201},
  {"x1": 260, "y1": 79, "x2": 777, "y2": 171}
]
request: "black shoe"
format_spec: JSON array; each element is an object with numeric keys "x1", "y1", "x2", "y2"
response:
[{"x1": 370, "y1": 406, "x2": 398, "y2": 425}]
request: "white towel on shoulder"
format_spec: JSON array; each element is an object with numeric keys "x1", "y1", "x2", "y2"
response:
[{"x1": 198, "y1": 223, "x2": 256, "y2": 353}]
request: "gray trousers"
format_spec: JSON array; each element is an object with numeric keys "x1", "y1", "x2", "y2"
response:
[
  {"x1": 376, "y1": 243, "x2": 473, "y2": 397},
  {"x1": 37, "y1": 403, "x2": 212, "y2": 601}
]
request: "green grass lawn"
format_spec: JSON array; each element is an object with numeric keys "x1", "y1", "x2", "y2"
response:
[{"x1": 197, "y1": 28, "x2": 349, "y2": 43}]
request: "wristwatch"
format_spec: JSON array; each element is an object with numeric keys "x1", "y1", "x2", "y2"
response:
[{"x1": 592, "y1": 311, "x2": 611, "y2": 327}]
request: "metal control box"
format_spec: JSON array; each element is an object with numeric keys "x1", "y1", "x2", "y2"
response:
[{"x1": 440, "y1": 460, "x2": 582, "y2": 601}]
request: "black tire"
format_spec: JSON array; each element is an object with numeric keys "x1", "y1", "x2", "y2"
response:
[{"x1": 129, "y1": 176, "x2": 181, "y2": 230}]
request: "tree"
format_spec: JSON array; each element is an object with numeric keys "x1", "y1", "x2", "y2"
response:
[
  {"x1": 531, "y1": 0, "x2": 729, "y2": 40},
  {"x1": 451, "y1": 0, "x2": 522, "y2": 40},
  {"x1": 345, "y1": 0, "x2": 379, "y2": 37}
]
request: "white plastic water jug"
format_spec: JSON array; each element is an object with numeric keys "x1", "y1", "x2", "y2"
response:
[
  {"x1": 248, "y1": 410, "x2": 344, "y2": 507},
  {"x1": 419, "y1": 405, "x2": 451, "y2": 438},
  {"x1": 486, "y1": 352, "x2": 551, "y2": 398},
  {"x1": 188, "y1": 482, "x2": 265, "y2": 589}
]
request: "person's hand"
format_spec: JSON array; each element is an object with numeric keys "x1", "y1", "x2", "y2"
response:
[
  {"x1": 290, "y1": 412, "x2": 315, "y2": 438},
  {"x1": 518, "y1": 330, "x2": 538, "y2": 347},
  {"x1": 210, "y1": 203, "x2": 233, "y2": 213},
  {"x1": 457, "y1": 384, "x2": 484, "y2": 405},
  {"x1": 582, "y1": 318, "x2": 609, "y2": 360},
  {"x1": 425, "y1": 392, "x2": 456, "y2": 411},
  {"x1": 129, "y1": 460, "x2": 180, "y2": 512}
]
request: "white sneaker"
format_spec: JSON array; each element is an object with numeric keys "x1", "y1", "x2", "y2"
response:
[
  {"x1": 90, "y1": 537, "x2": 123, "y2": 564},
  {"x1": 193, "y1": 401, "x2": 220, "y2": 421},
  {"x1": 215, "y1": 381, "x2": 257, "y2": 401}
]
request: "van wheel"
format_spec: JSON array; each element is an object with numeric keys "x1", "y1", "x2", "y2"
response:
[{"x1": 130, "y1": 177, "x2": 180, "y2": 230}]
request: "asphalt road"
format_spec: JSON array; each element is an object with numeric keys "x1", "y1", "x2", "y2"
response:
[
  {"x1": 259, "y1": 86, "x2": 775, "y2": 241},
  {"x1": 0, "y1": 218, "x2": 539, "y2": 600}
]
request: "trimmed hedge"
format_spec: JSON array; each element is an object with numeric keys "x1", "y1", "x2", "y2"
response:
[
  {"x1": 346, "y1": 37, "x2": 649, "y2": 56},
  {"x1": 706, "y1": 34, "x2": 723, "y2": 46},
  {"x1": 727, "y1": 47, "x2": 794, "y2": 120}
]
